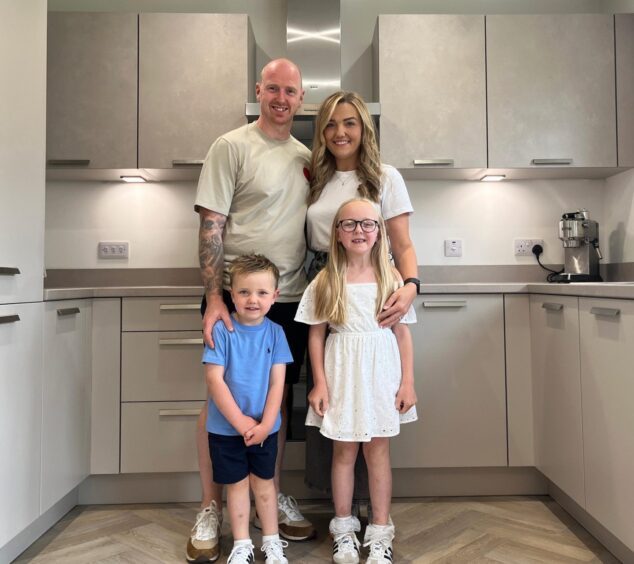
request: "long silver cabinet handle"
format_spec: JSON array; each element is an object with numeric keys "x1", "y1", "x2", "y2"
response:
[
  {"x1": 57, "y1": 307, "x2": 80, "y2": 317},
  {"x1": 422, "y1": 301, "x2": 467, "y2": 308},
  {"x1": 172, "y1": 159, "x2": 204, "y2": 167},
  {"x1": 159, "y1": 304, "x2": 199, "y2": 311},
  {"x1": 159, "y1": 338, "x2": 204, "y2": 346},
  {"x1": 47, "y1": 159, "x2": 90, "y2": 166},
  {"x1": 0, "y1": 314, "x2": 20, "y2": 324},
  {"x1": 413, "y1": 159, "x2": 454, "y2": 167},
  {"x1": 531, "y1": 159, "x2": 572, "y2": 165},
  {"x1": 590, "y1": 307, "x2": 620, "y2": 317},
  {"x1": 0, "y1": 267, "x2": 20, "y2": 275},
  {"x1": 542, "y1": 302, "x2": 564, "y2": 311},
  {"x1": 159, "y1": 409, "x2": 201, "y2": 417}
]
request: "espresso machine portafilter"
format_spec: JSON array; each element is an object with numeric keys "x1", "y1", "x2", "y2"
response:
[{"x1": 551, "y1": 209, "x2": 603, "y2": 283}]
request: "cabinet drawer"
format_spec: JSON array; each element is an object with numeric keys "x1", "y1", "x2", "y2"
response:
[
  {"x1": 121, "y1": 401, "x2": 204, "y2": 473},
  {"x1": 122, "y1": 297, "x2": 202, "y2": 331},
  {"x1": 122, "y1": 331, "x2": 206, "y2": 401}
]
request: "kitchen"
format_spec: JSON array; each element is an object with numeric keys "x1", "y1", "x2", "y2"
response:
[{"x1": 2, "y1": 0, "x2": 634, "y2": 562}]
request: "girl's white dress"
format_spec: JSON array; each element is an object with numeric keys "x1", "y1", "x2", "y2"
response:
[{"x1": 295, "y1": 281, "x2": 418, "y2": 442}]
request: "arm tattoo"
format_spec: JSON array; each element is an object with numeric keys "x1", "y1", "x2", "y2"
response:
[{"x1": 199, "y1": 212, "x2": 227, "y2": 295}]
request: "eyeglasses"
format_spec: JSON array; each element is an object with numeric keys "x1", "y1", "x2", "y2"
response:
[{"x1": 336, "y1": 219, "x2": 379, "y2": 233}]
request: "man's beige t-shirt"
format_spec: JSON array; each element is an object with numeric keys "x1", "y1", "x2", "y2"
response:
[{"x1": 195, "y1": 123, "x2": 311, "y2": 302}]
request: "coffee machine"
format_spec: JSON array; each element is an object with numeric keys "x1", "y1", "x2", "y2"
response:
[{"x1": 551, "y1": 209, "x2": 603, "y2": 283}]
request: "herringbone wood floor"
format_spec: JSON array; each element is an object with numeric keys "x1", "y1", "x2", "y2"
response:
[{"x1": 13, "y1": 497, "x2": 620, "y2": 563}]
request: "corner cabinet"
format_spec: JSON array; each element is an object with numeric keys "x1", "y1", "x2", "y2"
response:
[
  {"x1": 616, "y1": 14, "x2": 634, "y2": 168},
  {"x1": 392, "y1": 295, "x2": 507, "y2": 468},
  {"x1": 487, "y1": 15, "x2": 616, "y2": 169},
  {"x1": 138, "y1": 13, "x2": 253, "y2": 170},
  {"x1": 374, "y1": 15, "x2": 487, "y2": 170},
  {"x1": 579, "y1": 298, "x2": 634, "y2": 551},
  {"x1": 46, "y1": 12, "x2": 138, "y2": 170},
  {"x1": 41, "y1": 300, "x2": 92, "y2": 513},
  {"x1": 529, "y1": 295, "x2": 585, "y2": 507}
]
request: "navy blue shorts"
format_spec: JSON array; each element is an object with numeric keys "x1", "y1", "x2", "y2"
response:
[{"x1": 209, "y1": 432, "x2": 278, "y2": 484}]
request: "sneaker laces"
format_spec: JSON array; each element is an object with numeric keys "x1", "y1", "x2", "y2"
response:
[
  {"x1": 364, "y1": 536, "x2": 392, "y2": 559},
  {"x1": 333, "y1": 531, "x2": 360, "y2": 555},
  {"x1": 278, "y1": 493, "x2": 304, "y2": 521},
  {"x1": 227, "y1": 542, "x2": 254, "y2": 563},
  {"x1": 191, "y1": 503, "x2": 220, "y2": 541},
  {"x1": 261, "y1": 538, "x2": 289, "y2": 560}
]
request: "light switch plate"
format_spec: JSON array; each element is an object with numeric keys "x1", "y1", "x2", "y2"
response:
[{"x1": 444, "y1": 239, "x2": 463, "y2": 257}]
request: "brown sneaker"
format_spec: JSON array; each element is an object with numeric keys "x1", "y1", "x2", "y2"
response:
[
  {"x1": 186, "y1": 501, "x2": 222, "y2": 562},
  {"x1": 276, "y1": 492, "x2": 315, "y2": 541}
]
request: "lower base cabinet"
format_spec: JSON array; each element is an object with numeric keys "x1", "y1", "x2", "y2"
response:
[
  {"x1": 580, "y1": 298, "x2": 634, "y2": 551},
  {"x1": 0, "y1": 303, "x2": 43, "y2": 547},
  {"x1": 530, "y1": 295, "x2": 585, "y2": 508},
  {"x1": 392, "y1": 295, "x2": 507, "y2": 468}
]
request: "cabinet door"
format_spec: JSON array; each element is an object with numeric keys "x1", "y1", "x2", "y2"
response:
[
  {"x1": 376, "y1": 15, "x2": 486, "y2": 169},
  {"x1": 139, "y1": 13, "x2": 251, "y2": 169},
  {"x1": 0, "y1": 0, "x2": 45, "y2": 304},
  {"x1": 391, "y1": 295, "x2": 506, "y2": 468},
  {"x1": 487, "y1": 15, "x2": 616, "y2": 168},
  {"x1": 579, "y1": 298, "x2": 634, "y2": 551},
  {"x1": 530, "y1": 295, "x2": 584, "y2": 507},
  {"x1": 46, "y1": 12, "x2": 137, "y2": 169},
  {"x1": 0, "y1": 303, "x2": 42, "y2": 547},
  {"x1": 41, "y1": 300, "x2": 92, "y2": 513},
  {"x1": 616, "y1": 15, "x2": 634, "y2": 167}
]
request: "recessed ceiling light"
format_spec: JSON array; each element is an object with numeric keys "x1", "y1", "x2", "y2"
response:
[
  {"x1": 120, "y1": 175, "x2": 147, "y2": 183},
  {"x1": 480, "y1": 174, "x2": 506, "y2": 182}
]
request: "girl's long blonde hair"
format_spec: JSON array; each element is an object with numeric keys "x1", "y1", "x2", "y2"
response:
[
  {"x1": 309, "y1": 91, "x2": 382, "y2": 205},
  {"x1": 313, "y1": 198, "x2": 397, "y2": 325}
]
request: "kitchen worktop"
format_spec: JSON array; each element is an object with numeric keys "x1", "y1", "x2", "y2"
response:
[{"x1": 43, "y1": 282, "x2": 634, "y2": 301}]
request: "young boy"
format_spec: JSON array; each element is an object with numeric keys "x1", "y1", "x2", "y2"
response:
[{"x1": 203, "y1": 254, "x2": 291, "y2": 564}]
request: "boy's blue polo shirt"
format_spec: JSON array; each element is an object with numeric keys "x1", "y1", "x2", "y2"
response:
[{"x1": 202, "y1": 315, "x2": 293, "y2": 436}]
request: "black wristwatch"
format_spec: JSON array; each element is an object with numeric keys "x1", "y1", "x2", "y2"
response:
[{"x1": 403, "y1": 277, "x2": 421, "y2": 294}]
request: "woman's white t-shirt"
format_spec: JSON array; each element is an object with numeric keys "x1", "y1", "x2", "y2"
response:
[{"x1": 306, "y1": 164, "x2": 414, "y2": 253}]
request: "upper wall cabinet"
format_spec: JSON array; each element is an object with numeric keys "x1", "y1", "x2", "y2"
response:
[
  {"x1": 487, "y1": 15, "x2": 616, "y2": 169},
  {"x1": 47, "y1": 12, "x2": 138, "y2": 170},
  {"x1": 616, "y1": 14, "x2": 634, "y2": 168},
  {"x1": 374, "y1": 15, "x2": 487, "y2": 170},
  {"x1": 138, "y1": 13, "x2": 253, "y2": 170}
]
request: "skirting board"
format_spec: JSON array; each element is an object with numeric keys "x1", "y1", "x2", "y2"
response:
[
  {"x1": 0, "y1": 488, "x2": 78, "y2": 563},
  {"x1": 78, "y1": 467, "x2": 546, "y2": 505},
  {"x1": 548, "y1": 480, "x2": 634, "y2": 564}
]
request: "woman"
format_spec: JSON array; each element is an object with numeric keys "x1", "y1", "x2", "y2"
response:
[{"x1": 305, "y1": 91, "x2": 419, "y2": 504}]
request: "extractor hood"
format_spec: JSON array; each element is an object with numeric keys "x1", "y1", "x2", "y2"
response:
[{"x1": 245, "y1": 0, "x2": 379, "y2": 143}]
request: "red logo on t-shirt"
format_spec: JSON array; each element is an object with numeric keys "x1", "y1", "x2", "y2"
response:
[{"x1": 303, "y1": 167, "x2": 311, "y2": 182}]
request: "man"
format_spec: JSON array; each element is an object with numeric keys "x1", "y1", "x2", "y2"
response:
[{"x1": 186, "y1": 58, "x2": 314, "y2": 564}]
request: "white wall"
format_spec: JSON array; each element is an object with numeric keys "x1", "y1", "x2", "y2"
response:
[
  {"x1": 45, "y1": 178, "x2": 605, "y2": 269},
  {"x1": 604, "y1": 168, "x2": 634, "y2": 262}
]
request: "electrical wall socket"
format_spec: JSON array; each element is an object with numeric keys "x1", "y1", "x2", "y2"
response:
[
  {"x1": 444, "y1": 239, "x2": 463, "y2": 257},
  {"x1": 98, "y1": 241, "x2": 129, "y2": 259},
  {"x1": 514, "y1": 239, "x2": 544, "y2": 256}
]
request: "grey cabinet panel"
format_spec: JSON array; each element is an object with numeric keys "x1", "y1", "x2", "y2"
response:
[
  {"x1": 139, "y1": 13, "x2": 252, "y2": 169},
  {"x1": 376, "y1": 15, "x2": 487, "y2": 169},
  {"x1": 616, "y1": 15, "x2": 634, "y2": 167},
  {"x1": 487, "y1": 15, "x2": 616, "y2": 168},
  {"x1": 47, "y1": 13, "x2": 137, "y2": 169}
]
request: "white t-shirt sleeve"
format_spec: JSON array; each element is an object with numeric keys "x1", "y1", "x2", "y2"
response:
[
  {"x1": 380, "y1": 165, "x2": 414, "y2": 221},
  {"x1": 194, "y1": 137, "x2": 238, "y2": 215}
]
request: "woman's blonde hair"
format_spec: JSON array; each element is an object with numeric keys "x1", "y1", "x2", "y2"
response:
[
  {"x1": 309, "y1": 91, "x2": 382, "y2": 205},
  {"x1": 313, "y1": 198, "x2": 397, "y2": 325}
]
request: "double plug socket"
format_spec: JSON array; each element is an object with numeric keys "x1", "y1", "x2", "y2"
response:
[{"x1": 514, "y1": 239, "x2": 544, "y2": 256}]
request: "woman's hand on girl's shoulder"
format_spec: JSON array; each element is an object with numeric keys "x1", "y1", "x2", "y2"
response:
[
  {"x1": 395, "y1": 381, "x2": 417, "y2": 413},
  {"x1": 307, "y1": 383, "x2": 329, "y2": 416},
  {"x1": 378, "y1": 282, "x2": 417, "y2": 328}
]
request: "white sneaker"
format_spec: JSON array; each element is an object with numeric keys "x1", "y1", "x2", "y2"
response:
[
  {"x1": 186, "y1": 501, "x2": 222, "y2": 563},
  {"x1": 363, "y1": 523, "x2": 395, "y2": 564},
  {"x1": 330, "y1": 516, "x2": 361, "y2": 564},
  {"x1": 261, "y1": 538, "x2": 289, "y2": 564},
  {"x1": 227, "y1": 542, "x2": 255, "y2": 564},
  {"x1": 276, "y1": 492, "x2": 315, "y2": 541}
]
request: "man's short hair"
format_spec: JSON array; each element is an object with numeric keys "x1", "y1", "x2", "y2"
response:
[{"x1": 229, "y1": 254, "x2": 280, "y2": 288}]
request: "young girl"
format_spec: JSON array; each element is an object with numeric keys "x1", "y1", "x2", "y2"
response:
[{"x1": 295, "y1": 198, "x2": 417, "y2": 564}]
